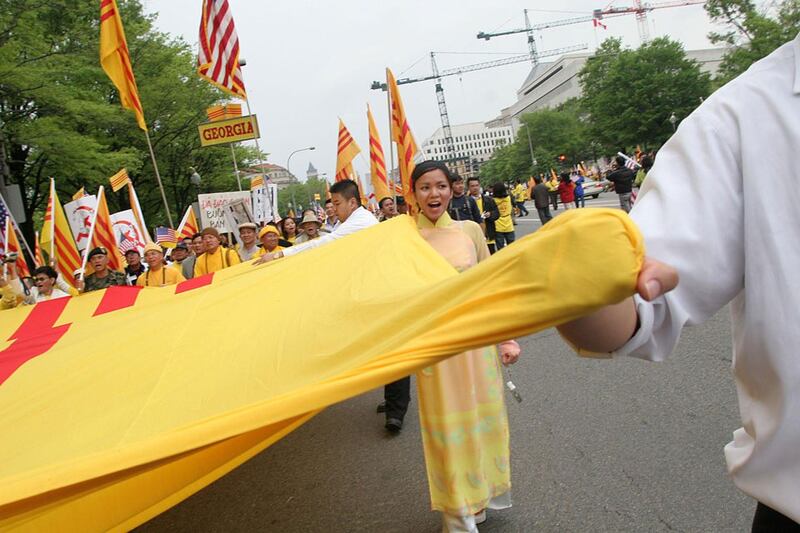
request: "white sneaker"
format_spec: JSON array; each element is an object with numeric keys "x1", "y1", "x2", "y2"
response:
[{"x1": 474, "y1": 510, "x2": 487, "y2": 525}]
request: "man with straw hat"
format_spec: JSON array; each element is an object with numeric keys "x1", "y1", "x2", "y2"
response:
[{"x1": 295, "y1": 211, "x2": 324, "y2": 244}]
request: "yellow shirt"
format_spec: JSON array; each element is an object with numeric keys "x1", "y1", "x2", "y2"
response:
[
  {"x1": 546, "y1": 178, "x2": 559, "y2": 192},
  {"x1": 495, "y1": 196, "x2": 514, "y2": 233},
  {"x1": 253, "y1": 245, "x2": 284, "y2": 259},
  {"x1": 136, "y1": 266, "x2": 186, "y2": 287},
  {"x1": 513, "y1": 184, "x2": 526, "y2": 202},
  {"x1": 193, "y1": 247, "x2": 241, "y2": 277}
]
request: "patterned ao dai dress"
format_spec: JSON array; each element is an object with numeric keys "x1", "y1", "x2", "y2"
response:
[{"x1": 416, "y1": 212, "x2": 512, "y2": 529}]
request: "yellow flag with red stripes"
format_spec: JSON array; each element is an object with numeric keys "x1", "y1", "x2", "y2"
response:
[
  {"x1": 4, "y1": 217, "x2": 30, "y2": 278},
  {"x1": 109, "y1": 168, "x2": 130, "y2": 192},
  {"x1": 367, "y1": 104, "x2": 390, "y2": 202},
  {"x1": 175, "y1": 206, "x2": 199, "y2": 242},
  {"x1": 335, "y1": 118, "x2": 361, "y2": 182},
  {"x1": 387, "y1": 68, "x2": 419, "y2": 212},
  {"x1": 99, "y1": 0, "x2": 146, "y2": 130},
  {"x1": 40, "y1": 179, "x2": 82, "y2": 288},
  {"x1": 83, "y1": 186, "x2": 124, "y2": 274}
]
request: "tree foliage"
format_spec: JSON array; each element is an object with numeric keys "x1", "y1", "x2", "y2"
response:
[
  {"x1": 277, "y1": 177, "x2": 328, "y2": 216},
  {"x1": 705, "y1": 0, "x2": 800, "y2": 84},
  {"x1": 579, "y1": 37, "x2": 711, "y2": 152},
  {"x1": 0, "y1": 0, "x2": 259, "y2": 243},
  {"x1": 479, "y1": 99, "x2": 590, "y2": 185}
]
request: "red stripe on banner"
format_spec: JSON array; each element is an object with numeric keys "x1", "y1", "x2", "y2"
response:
[
  {"x1": 100, "y1": 0, "x2": 113, "y2": 8},
  {"x1": 93, "y1": 286, "x2": 143, "y2": 317},
  {"x1": 0, "y1": 298, "x2": 71, "y2": 386},
  {"x1": 175, "y1": 273, "x2": 214, "y2": 294}
]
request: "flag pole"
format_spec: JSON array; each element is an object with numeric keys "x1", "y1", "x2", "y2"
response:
[
  {"x1": 49, "y1": 178, "x2": 56, "y2": 260},
  {"x1": 384, "y1": 69, "x2": 397, "y2": 204},
  {"x1": 230, "y1": 143, "x2": 242, "y2": 191},
  {"x1": 143, "y1": 128, "x2": 174, "y2": 228},
  {"x1": 79, "y1": 186, "x2": 103, "y2": 278},
  {"x1": 243, "y1": 95, "x2": 275, "y2": 218}
]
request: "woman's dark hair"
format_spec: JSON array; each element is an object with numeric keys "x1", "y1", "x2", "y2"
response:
[
  {"x1": 560, "y1": 171, "x2": 571, "y2": 182},
  {"x1": 277, "y1": 216, "x2": 297, "y2": 238},
  {"x1": 33, "y1": 265, "x2": 57, "y2": 280},
  {"x1": 491, "y1": 182, "x2": 508, "y2": 198},
  {"x1": 410, "y1": 160, "x2": 454, "y2": 190},
  {"x1": 641, "y1": 154, "x2": 654, "y2": 171}
]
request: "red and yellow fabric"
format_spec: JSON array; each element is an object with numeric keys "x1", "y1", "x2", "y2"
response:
[
  {"x1": 387, "y1": 68, "x2": 419, "y2": 213},
  {"x1": 40, "y1": 179, "x2": 82, "y2": 287},
  {"x1": 99, "y1": 0, "x2": 146, "y2": 130},
  {"x1": 109, "y1": 168, "x2": 130, "y2": 192},
  {"x1": 335, "y1": 118, "x2": 361, "y2": 182},
  {"x1": 33, "y1": 232, "x2": 45, "y2": 268},
  {"x1": 84, "y1": 186, "x2": 124, "y2": 274},
  {"x1": 176, "y1": 206, "x2": 199, "y2": 242},
  {"x1": 0, "y1": 210, "x2": 643, "y2": 531},
  {"x1": 367, "y1": 104, "x2": 390, "y2": 201},
  {"x1": 4, "y1": 218, "x2": 29, "y2": 279}
]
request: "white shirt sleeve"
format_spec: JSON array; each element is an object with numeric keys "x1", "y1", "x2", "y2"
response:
[
  {"x1": 282, "y1": 207, "x2": 377, "y2": 257},
  {"x1": 615, "y1": 98, "x2": 745, "y2": 362}
]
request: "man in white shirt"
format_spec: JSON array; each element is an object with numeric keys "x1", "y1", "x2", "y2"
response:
[
  {"x1": 323, "y1": 198, "x2": 338, "y2": 232},
  {"x1": 8, "y1": 264, "x2": 74, "y2": 305},
  {"x1": 558, "y1": 35, "x2": 800, "y2": 528},
  {"x1": 253, "y1": 179, "x2": 377, "y2": 264}
]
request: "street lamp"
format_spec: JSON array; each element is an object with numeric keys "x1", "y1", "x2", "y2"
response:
[
  {"x1": 669, "y1": 113, "x2": 678, "y2": 132},
  {"x1": 287, "y1": 146, "x2": 315, "y2": 180}
]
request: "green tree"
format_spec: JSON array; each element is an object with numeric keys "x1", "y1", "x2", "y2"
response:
[
  {"x1": 578, "y1": 37, "x2": 711, "y2": 152},
  {"x1": 480, "y1": 99, "x2": 590, "y2": 185},
  {"x1": 0, "y1": 0, "x2": 258, "y2": 245},
  {"x1": 706, "y1": 0, "x2": 800, "y2": 84},
  {"x1": 277, "y1": 177, "x2": 328, "y2": 216}
]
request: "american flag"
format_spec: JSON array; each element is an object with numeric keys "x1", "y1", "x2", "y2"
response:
[
  {"x1": 118, "y1": 237, "x2": 138, "y2": 254},
  {"x1": 197, "y1": 0, "x2": 247, "y2": 99},
  {"x1": 617, "y1": 152, "x2": 641, "y2": 171},
  {"x1": 155, "y1": 227, "x2": 177, "y2": 247}
]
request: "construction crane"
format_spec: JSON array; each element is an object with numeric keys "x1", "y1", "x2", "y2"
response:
[
  {"x1": 477, "y1": 1, "x2": 706, "y2": 49},
  {"x1": 371, "y1": 44, "x2": 587, "y2": 162}
]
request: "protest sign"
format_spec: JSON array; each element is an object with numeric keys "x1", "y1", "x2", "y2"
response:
[
  {"x1": 252, "y1": 181, "x2": 278, "y2": 223},
  {"x1": 64, "y1": 195, "x2": 97, "y2": 252},
  {"x1": 198, "y1": 191, "x2": 251, "y2": 232},
  {"x1": 110, "y1": 209, "x2": 147, "y2": 255}
]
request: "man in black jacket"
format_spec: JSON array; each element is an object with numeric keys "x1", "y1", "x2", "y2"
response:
[
  {"x1": 606, "y1": 155, "x2": 636, "y2": 213},
  {"x1": 531, "y1": 175, "x2": 553, "y2": 224},
  {"x1": 467, "y1": 177, "x2": 500, "y2": 253},
  {"x1": 448, "y1": 174, "x2": 483, "y2": 223}
]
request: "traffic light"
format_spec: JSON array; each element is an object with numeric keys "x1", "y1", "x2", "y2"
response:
[{"x1": 558, "y1": 154, "x2": 567, "y2": 162}]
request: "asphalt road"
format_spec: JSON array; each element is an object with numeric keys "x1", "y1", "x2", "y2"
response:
[{"x1": 140, "y1": 194, "x2": 752, "y2": 532}]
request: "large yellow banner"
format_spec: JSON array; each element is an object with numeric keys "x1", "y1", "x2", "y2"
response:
[{"x1": 0, "y1": 210, "x2": 643, "y2": 531}]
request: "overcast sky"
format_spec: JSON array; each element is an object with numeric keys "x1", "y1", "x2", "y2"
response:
[{"x1": 141, "y1": 1, "x2": 720, "y2": 182}]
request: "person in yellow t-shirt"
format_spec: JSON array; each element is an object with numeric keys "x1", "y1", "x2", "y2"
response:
[
  {"x1": 137, "y1": 242, "x2": 185, "y2": 288},
  {"x1": 546, "y1": 174, "x2": 560, "y2": 211},
  {"x1": 253, "y1": 225, "x2": 284, "y2": 259},
  {"x1": 492, "y1": 182, "x2": 516, "y2": 250},
  {"x1": 193, "y1": 227, "x2": 241, "y2": 277},
  {"x1": 512, "y1": 180, "x2": 529, "y2": 217}
]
